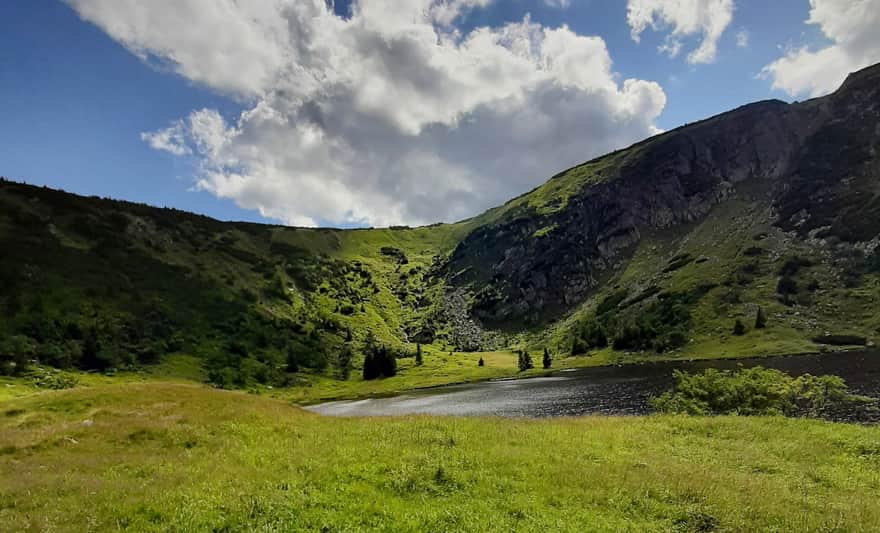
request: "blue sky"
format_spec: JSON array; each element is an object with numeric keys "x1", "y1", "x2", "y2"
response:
[{"x1": 0, "y1": 0, "x2": 871, "y2": 226}]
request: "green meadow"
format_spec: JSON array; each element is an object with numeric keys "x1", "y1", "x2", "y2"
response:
[{"x1": 2, "y1": 383, "x2": 879, "y2": 531}]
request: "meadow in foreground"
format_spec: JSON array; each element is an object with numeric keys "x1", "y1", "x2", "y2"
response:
[{"x1": 2, "y1": 383, "x2": 879, "y2": 531}]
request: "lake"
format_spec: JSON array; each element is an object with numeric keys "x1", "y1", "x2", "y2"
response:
[{"x1": 307, "y1": 350, "x2": 880, "y2": 421}]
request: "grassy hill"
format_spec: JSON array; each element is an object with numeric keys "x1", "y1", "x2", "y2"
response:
[
  {"x1": 2, "y1": 383, "x2": 879, "y2": 531},
  {"x1": 2, "y1": 64, "x2": 880, "y2": 392}
]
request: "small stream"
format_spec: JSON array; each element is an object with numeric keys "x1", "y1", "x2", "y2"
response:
[{"x1": 307, "y1": 350, "x2": 880, "y2": 422}]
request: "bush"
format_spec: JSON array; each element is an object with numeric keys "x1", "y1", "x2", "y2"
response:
[
  {"x1": 651, "y1": 367, "x2": 873, "y2": 417},
  {"x1": 812, "y1": 334, "x2": 867, "y2": 346},
  {"x1": 31, "y1": 368, "x2": 79, "y2": 390},
  {"x1": 478, "y1": 357, "x2": 484, "y2": 367},
  {"x1": 776, "y1": 276, "x2": 798, "y2": 296},
  {"x1": 732, "y1": 319, "x2": 746, "y2": 336},
  {"x1": 0, "y1": 335, "x2": 35, "y2": 376},
  {"x1": 542, "y1": 348, "x2": 552, "y2": 369}
]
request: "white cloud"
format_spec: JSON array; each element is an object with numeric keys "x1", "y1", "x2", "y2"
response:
[
  {"x1": 761, "y1": 0, "x2": 880, "y2": 97},
  {"x1": 67, "y1": 0, "x2": 666, "y2": 227},
  {"x1": 543, "y1": 0, "x2": 572, "y2": 8},
  {"x1": 735, "y1": 29, "x2": 748, "y2": 48},
  {"x1": 627, "y1": 0, "x2": 734, "y2": 64},
  {"x1": 140, "y1": 125, "x2": 191, "y2": 156}
]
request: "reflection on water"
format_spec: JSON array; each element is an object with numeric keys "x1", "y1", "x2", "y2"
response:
[{"x1": 307, "y1": 351, "x2": 880, "y2": 422}]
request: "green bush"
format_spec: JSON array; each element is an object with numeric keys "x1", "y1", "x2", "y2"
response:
[
  {"x1": 651, "y1": 367, "x2": 873, "y2": 417},
  {"x1": 31, "y1": 368, "x2": 79, "y2": 390}
]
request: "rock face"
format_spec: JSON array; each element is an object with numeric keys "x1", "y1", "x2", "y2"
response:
[{"x1": 445, "y1": 64, "x2": 880, "y2": 328}]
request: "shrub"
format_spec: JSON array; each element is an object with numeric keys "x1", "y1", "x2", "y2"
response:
[
  {"x1": 542, "y1": 348, "x2": 552, "y2": 369},
  {"x1": 478, "y1": 357, "x2": 484, "y2": 367},
  {"x1": 812, "y1": 334, "x2": 867, "y2": 346},
  {"x1": 732, "y1": 319, "x2": 746, "y2": 336},
  {"x1": 0, "y1": 335, "x2": 35, "y2": 376},
  {"x1": 651, "y1": 367, "x2": 873, "y2": 417},
  {"x1": 581, "y1": 321, "x2": 608, "y2": 349},
  {"x1": 776, "y1": 276, "x2": 798, "y2": 296},
  {"x1": 31, "y1": 368, "x2": 79, "y2": 390},
  {"x1": 778, "y1": 256, "x2": 812, "y2": 276}
]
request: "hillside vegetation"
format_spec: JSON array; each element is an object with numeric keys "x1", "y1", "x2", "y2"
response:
[
  {"x1": 2, "y1": 64, "x2": 880, "y2": 390},
  {"x1": 2, "y1": 383, "x2": 879, "y2": 531}
]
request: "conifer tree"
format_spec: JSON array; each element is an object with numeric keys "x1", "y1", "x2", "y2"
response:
[
  {"x1": 755, "y1": 307, "x2": 767, "y2": 329},
  {"x1": 542, "y1": 347, "x2": 552, "y2": 369},
  {"x1": 518, "y1": 350, "x2": 534, "y2": 372},
  {"x1": 415, "y1": 343, "x2": 423, "y2": 366},
  {"x1": 478, "y1": 356, "x2": 484, "y2": 367}
]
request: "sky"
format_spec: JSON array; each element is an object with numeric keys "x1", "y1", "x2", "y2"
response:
[{"x1": 1, "y1": 0, "x2": 878, "y2": 228}]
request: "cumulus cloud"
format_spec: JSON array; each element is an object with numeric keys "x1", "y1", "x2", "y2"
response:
[
  {"x1": 735, "y1": 29, "x2": 748, "y2": 48},
  {"x1": 761, "y1": 0, "x2": 880, "y2": 98},
  {"x1": 141, "y1": 126, "x2": 190, "y2": 156},
  {"x1": 543, "y1": 0, "x2": 572, "y2": 8},
  {"x1": 627, "y1": 0, "x2": 734, "y2": 64},
  {"x1": 67, "y1": 0, "x2": 666, "y2": 227}
]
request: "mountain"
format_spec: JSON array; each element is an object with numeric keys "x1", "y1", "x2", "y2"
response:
[{"x1": 2, "y1": 63, "x2": 879, "y2": 385}]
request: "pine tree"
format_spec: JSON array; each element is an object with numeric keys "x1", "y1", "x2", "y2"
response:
[
  {"x1": 478, "y1": 356, "x2": 484, "y2": 367},
  {"x1": 337, "y1": 345, "x2": 352, "y2": 380},
  {"x1": 755, "y1": 307, "x2": 767, "y2": 329},
  {"x1": 81, "y1": 328, "x2": 102, "y2": 370},
  {"x1": 518, "y1": 350, "x2": 534, "y2": 372},
  {"x1": 362, "y1": 350, "x2": 377, "y2": 380},
  {"x1": 286, "y1": 347, "x2": 300, "y2": 373},
  {"x1": 415, "y1": 343, "x2": 423, "y2": 366},
  {"x1": 733, "y1": 319, "x2": 746, "y2": 336},
  {"x1": 542, "y1": 347, "x2": 552, "y2": 369},
  {"x1": 362, "y1": 331, "x2": 379, "y2": 380}
]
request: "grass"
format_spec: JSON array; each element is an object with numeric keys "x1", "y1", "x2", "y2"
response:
[{"x1": 1, "y1": 383, "x2": 879, "y2": 531}]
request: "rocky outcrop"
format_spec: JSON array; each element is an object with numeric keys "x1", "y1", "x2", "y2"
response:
[{"x1": 446, "y1": 63, "x2": 880, "y2": 328}]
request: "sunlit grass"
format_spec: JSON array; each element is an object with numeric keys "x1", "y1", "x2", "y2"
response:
[{"x1": 1, "y1": 383, "x2": 878, "y2": 531}]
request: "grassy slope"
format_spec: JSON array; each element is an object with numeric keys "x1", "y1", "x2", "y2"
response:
[
  {"x1": 3, "y1": 118, "x2": 879, "y2": 390},
  {"x1": 2, "y1": 383, "x2": 879, "y2": 531}
]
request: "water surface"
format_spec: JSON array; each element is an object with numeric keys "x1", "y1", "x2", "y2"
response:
[{"x1": 307, "y1": 350, "x2": 880, "y2": 421}]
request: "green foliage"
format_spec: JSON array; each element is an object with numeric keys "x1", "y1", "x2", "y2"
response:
[
  {"x1": 0, "y1": 335, "x2": 34, "y2": 376},
  {"x1": 755, "y1": 307, "x2": 767, "y2": 329},
  {"x1": 517, "y1": 350, "x2": 534, "y2": 372},
  {"x1": 778, "y1": 256, "x2": 812, "y2": 277},
  {"x1": 596, "y1": 289, "x2": 629, "y2": 316},
  {"x1": 30, "y1": 368, "x2": 79, "y2": 390},
  {"x1": 812, "y1": 334, "x2": 867, "y2": 346},
  {"x1": 362, "y1": 334, "x2": 397, "y2": 380},
  {"x1": 336, "y1": 345, "x2": 353, "y2": 380},
  {"x1": 776, "y1": 276, "x2": 798, "y2": 296},
  {"x1": 651, "y1": 367, "x2": 873, "y2": 417},
  {"x1": 415, "y1": 343, "x2": 423, "y2": 366}
]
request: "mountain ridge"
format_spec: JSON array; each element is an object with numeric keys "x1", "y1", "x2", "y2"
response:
[{"x1": 2, "y1": 62, "x2": 879, "y2": 385}]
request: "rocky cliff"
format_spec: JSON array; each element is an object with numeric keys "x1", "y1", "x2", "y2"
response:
[{"x1": 445, "y1": 64, "x2": 880, "y2": 329}]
